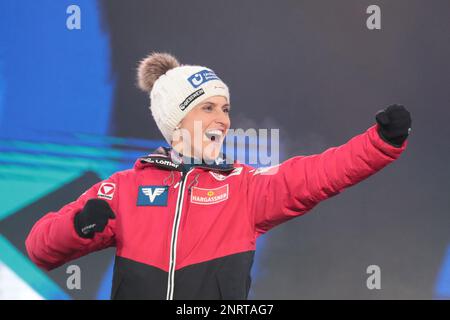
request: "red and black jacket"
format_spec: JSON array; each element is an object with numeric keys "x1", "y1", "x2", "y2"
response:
[{"x1": 25, "y1": 124, "x2": 407, "y2": 299}]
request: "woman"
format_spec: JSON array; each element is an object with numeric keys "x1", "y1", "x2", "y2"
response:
[{"x1": 25, "y1": 52, "x2": 412, "y2": 299}]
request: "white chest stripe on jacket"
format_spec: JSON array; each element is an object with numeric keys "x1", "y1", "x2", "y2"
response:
[{"x1": 166, "y1": 169, "x2": 193, "y2": 300}]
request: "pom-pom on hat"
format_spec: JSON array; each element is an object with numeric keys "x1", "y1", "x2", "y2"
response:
[{"x1": 137, "y1": 52, "x2": 230, "y2": 144}]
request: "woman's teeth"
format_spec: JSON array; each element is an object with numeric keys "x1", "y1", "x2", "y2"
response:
[{"x1": 205, "y1": 130, "x2": 223, "y2": 141}]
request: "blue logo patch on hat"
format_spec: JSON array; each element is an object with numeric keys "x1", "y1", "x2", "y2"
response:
[
  {"x1": 137, "y1": 186, "x2": 169, "y2": 206},
  {"x1": 187, "y1": 69, "x2": 220, "y2": 88}
]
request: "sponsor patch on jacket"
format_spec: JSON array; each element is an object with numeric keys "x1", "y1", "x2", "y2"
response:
[
  {"x1": 190, "y1": 184, "x2": 229, "y2": 205},
  {"x1": 137, "y1": 186, "x2": 169, "y2": 206},
  {"x1": 97, "y1": 182, "x2": 116, "y2": 200},
  {"x1": 179, "y1": 88, "x2": 205, "y2": 111},
  {"x1": 187, "y1": 69, "x2": 220, "y2": 88},
  {"x1": 140, "y1": 156, "x2": 182, "y2": 171}
]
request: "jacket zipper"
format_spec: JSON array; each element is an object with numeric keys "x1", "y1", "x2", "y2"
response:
[{"x1": 166, "y1": 168, "x2": 193, "y2": 300}]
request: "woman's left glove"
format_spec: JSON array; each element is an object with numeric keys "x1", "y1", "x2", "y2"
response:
[{"x1": 375, "y1": 104, "x2": 412, "y2": 147}]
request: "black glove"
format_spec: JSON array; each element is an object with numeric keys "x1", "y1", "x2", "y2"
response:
[
  {"x1": 375, "y1": 104, "x2": 412, "y2": 147},
  {"x1": 74, "y1": 199, "x2": 116, "y2": 239}
]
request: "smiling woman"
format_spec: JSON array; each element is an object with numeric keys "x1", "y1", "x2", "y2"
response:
[
  {"x1": 174, "y1": 95, "x2": 230, "y2": 162},
  {"x1": 137, "y1": 53, "x2": 232, "y2": 164},
  {"x1": 136, "y1": 53, "x2": 232, "y2": 163},
  {"x1": 25, "y1": 51, "x2": 411, "y2": 300}
]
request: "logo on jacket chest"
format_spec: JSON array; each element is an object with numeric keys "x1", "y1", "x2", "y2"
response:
[
  {"x1": 137, "y1": 186, "x2": 169, "y2": 206},
  {"x1": 190, "y1": 184, "x2": 229, "y2": 205}
]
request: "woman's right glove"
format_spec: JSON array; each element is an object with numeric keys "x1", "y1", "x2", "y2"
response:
[{"x1": 74, "y1": 199, "x2": 116, "y2": 239}]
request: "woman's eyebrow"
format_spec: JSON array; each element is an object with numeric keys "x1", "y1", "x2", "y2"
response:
[{"x1": 200, "y1": 102, "x2": 231, "y2": 109}]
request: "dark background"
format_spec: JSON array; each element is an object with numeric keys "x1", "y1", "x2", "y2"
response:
[{"x1": 98, "y1": 0, "x2": 450, "y2": 299}]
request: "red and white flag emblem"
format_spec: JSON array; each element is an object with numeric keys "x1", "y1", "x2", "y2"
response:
[{"x1": 97, "y1": 182, "x2": 116, "y2": 200}]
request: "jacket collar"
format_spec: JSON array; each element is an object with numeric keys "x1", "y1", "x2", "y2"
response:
[{"x1": 134, "y1": 147, "x2": 235, "y2": 172}]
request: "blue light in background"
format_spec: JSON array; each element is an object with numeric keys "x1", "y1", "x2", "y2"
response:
[
  {"x1": 435, "y1": 245, "x2": 450, "y2": 299},
  {"x1": 0, "y1": 0, "x2": 116, "y2": 299},
  {"x1": 0, "y1": 0, "x2": 114, "y2": 137},
  {"x1": 96, "y1": 257, "x2": 115, "y2": 300}
]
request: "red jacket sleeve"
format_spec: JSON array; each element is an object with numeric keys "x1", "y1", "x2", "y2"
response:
[
  {"x1": 248, "y1": 124, "x2": 408, "y2": 236},
  {"x1": 25, "y1": 174, "x2": 119, "y2": 271}
]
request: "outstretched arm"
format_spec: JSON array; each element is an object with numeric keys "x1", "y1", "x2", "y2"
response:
[{"x1": 248, "y1": 105, "x2": 412, "y2": 236}]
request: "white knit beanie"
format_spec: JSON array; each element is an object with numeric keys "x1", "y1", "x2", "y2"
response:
[{"x1": 137, "y1": 52, "x2": 230, "y2": 144}]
